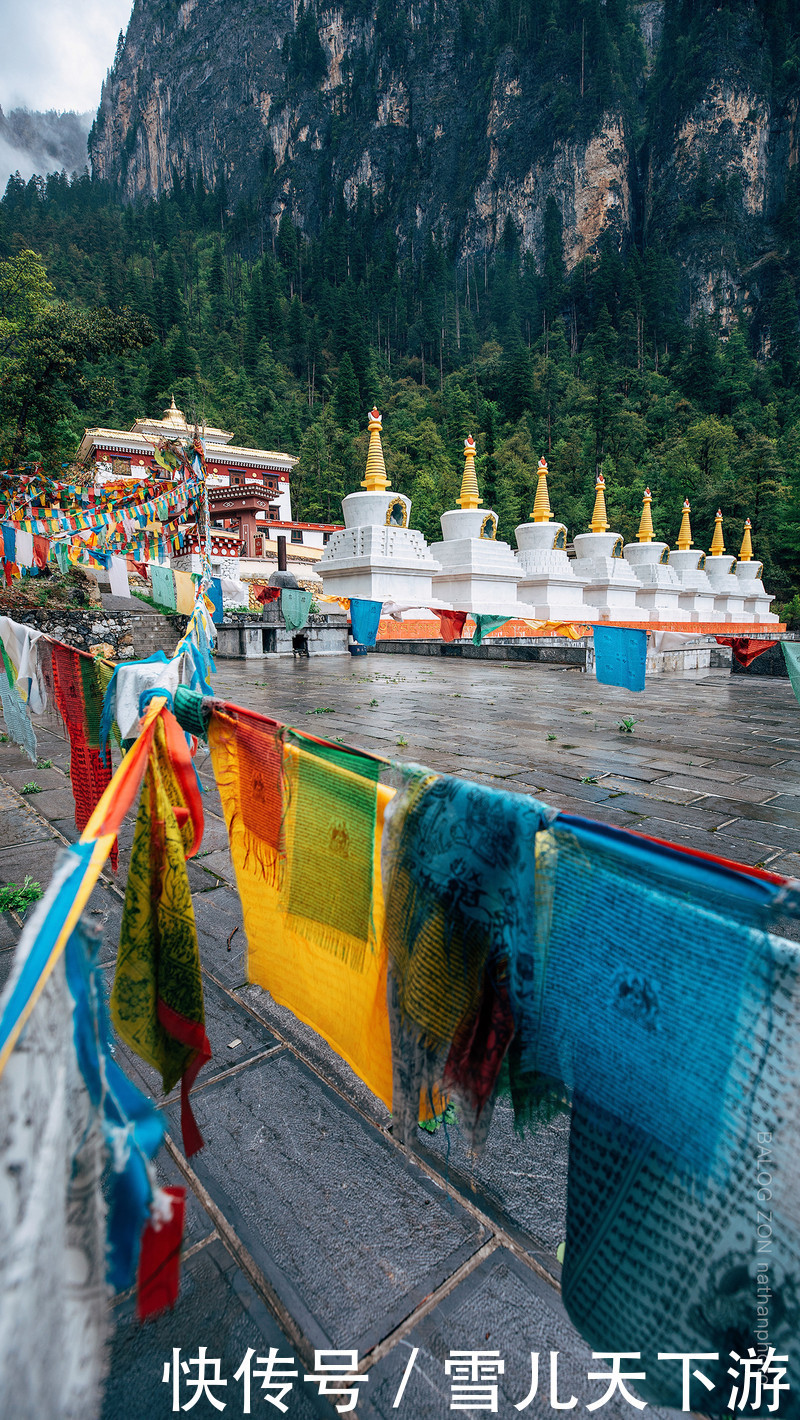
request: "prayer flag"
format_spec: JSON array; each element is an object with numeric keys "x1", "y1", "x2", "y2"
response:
[
  {"x1": 209, "y1": 708, "x2": 394, "y2": 1108},
  {"x1": 716, "y1": 635, "x2": 778, "y2": 668},
  {"x1": 349, "y1": 598, "x2": 383, "y2": 646},
  {"x1": 150, "y1": 564, "x2": 177, "y2": 611},
  {"x1": 280, "y1": 588, "x2": 312, "y2": 632},
  {"x1": 437, "y1": 609, "x2": 467, "y2": 643},
  {"x1": 472, "y1": 614, "x2": 509, "y2": 645},
  {"x1": 593, "y1": 624, "x2": 647, "y2": 691},
  {"x1": 111, "y1": 714, "x2": 209, "y2": 1156},
  {"x1": 51, "y1": 644, "x2": 117, "y2": 869}
]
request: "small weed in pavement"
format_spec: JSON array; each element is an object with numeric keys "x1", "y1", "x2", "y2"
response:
[
  {"x1": 20, "y1": 782, "x2": 42, "y2": 795},
  {"x1": 0, "y1": 876, "x2": 43, "y2": 913}
]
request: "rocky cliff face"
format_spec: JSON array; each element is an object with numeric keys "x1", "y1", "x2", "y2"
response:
[{"x1": 90, "y1": 0, "x2": 798, "y2": 319}]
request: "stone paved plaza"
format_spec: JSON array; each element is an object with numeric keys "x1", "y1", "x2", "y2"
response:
[{"x1": 2, "y1": 655, "x2": 799, "y2": 1418}]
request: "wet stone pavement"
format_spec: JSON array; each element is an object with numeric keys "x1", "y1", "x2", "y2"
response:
[{"x1": 2, "y1": 654, "x2": 800, "y2": 1418}]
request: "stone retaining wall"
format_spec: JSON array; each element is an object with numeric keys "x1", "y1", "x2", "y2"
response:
[{"x1": 9, "y1": 604, "x2": 188, "y2": 659}]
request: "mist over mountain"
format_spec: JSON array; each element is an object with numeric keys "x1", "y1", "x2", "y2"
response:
[{"x1": 0, "y1": 107, "x2": 91, "y2": 187}]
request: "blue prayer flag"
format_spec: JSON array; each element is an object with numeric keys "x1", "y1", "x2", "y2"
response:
[
  {"x1": 350, "y1": 598, "x2": 383, "y2": 646},
  {"x1": 593, "y1": 625, "x2": 647, "y2": 691}
]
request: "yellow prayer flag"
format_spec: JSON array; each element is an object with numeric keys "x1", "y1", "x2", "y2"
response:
[
  {"x1": 209, "y1": 714, "x2": 394, "y2": 1108},
  {"x1": 174, "y1": 568, "x2": 196, "y2": 616}
]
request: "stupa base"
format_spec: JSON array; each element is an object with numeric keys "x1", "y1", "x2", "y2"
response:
[
  {"x1": 319, "y1": 561, "x2": 438, "y2": 604},
  {"x1": 515, "y1": 571, "x2": 596, "y2": 622}
]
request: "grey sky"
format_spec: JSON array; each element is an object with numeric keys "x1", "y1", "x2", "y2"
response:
[{"x1": 0, "y1": 0, "x2": 133, "y2": 114}]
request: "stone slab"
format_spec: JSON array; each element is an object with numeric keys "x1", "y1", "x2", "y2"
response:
[
  {"x1": 13, "y1": 786, "x2": 78, "y2": 821},
  {"x1": 195, "y1": 815, "x2": 232, "y2": 854},
  {"x1": 84, "y1": 881, "x2": 124, "y2": 963},
  {"x1": 415, "y1": 1098, "x2": 569, "y2": 1260},
  {"x1": 635, "y1": 818, "x2": 782, "y2": 865},
  {"x1": 0, "y1": 838, "x2": 62, "y2": 887},
  {"x1": 655, "y1": 774, "x2": 778, "y2": 803},
  {"x1": 48, "y1": 816, "x2": 81, "y2": 843},
  {"x1": 194, "y1": 848, "x2": 235, "y2": 882},
  {"x1": 767, "y1": 851, "x2": 800, "y2": 878},
  {"x1": 103, "y1": 1240, "x2": 329, "y2": 1420},
  {"x1": 0, "y1": 910, "x2": 18, "y2": 948},
  {"x1": 194, "y1": 886, "x2": 248, "y2": 986},
  {"x1": 152, "y1": 1148, "x2": 216, "y2": 1254},
  {"x1": 0, "y1": 943, "x2": 15, "y2": 993},
  {"x1": 167, "y1": 1052, "x2": 486, "y2": 1354},
  {"x1": 712, "y1": 817, "x2": 800, "y2": 854},
  {"x1": 0, "y1": 804, "x2": 54, "y2": 847},
  {"x1": 235, "y1": 981, "x2": 391, "y2": 1129},
  {"x1": 1, "y1": 765, "x2": 71, "y2": 791},
  {"x1": 99, "y1": 966, "x2": 278, "y2": 1102},
  {"x1": 361, "y1": 1247, "x2": 677, "y2": 1420},
  {"x1": 594, "y1": 792, "x2": 740, "y2": 830}
]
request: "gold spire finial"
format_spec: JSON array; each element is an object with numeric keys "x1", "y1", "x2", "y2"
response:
[
  {"x1": 457, "y1": 435, "x2": 481, "y2": 509},
  {"x1": 637, "y1": 487, "x2": 655, "y2": 543},
  {"x1": 710, "y1": 509, "x2": 725, "y2": 556},
  {"x1": 362, "y1": 408, "x2": 390, "y2": 491},
  {"x1": 739, "y1": 518, "x2": 753, "y2": 562},
  {"x1": 589, "y1": 472, "x2": 609, "y2": 533},
  {"x1": 676, "y1": 498, "x2": 693, "y2": 550},
  {"x1": 531, "y1": 456, "x2": 553, "y2": 522}
]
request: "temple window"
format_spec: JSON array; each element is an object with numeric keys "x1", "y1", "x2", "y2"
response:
[{"x1": 291, "y1": 529, "x2": 303, "y2": 543}]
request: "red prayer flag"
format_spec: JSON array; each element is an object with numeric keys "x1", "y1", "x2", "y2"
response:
[
  {"x1": 437, "y1": 609, "x2": 468, "y2": 643},
  {"x1": 716, "y1": 637, "x2": 778, "y2": 669},
  {"x1": 136, "y1": 1186, "x2": 186, "y2": 1320},
  {"x1": 253, "y1": 583, "x2": 281, "y2": 605}
]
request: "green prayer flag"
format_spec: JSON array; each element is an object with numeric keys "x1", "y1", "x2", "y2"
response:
[
  {"x1": 281, "y1": 588, "x2": 313, "y2": 632},
  {"x1": 286, "y1": 744, "x2": 378, "y2": 959},
  {"x1": 782, "y1": 640, "x2": 800, "y2": 704},
  {"x1": 472, "y1": 614, "x2": 510, "y2": 645}
]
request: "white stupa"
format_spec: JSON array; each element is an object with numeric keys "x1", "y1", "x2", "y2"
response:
[
  {"x1": 316, "y1": 409, "x2": 441, "y2": 601},
  {"x1": 429, "y1": 436, "x2": 525, "y2": 614},
  {"x1": 734, "y1": 519, "x2": 779, "y2": 623},
  {"x1": 667, "y1": 499, "x2": 720, "y2": 622},
  {"x1": 514, "y1": 458, "x2": 597, "y2": 621},
  {"x1": 571, "y1": 472, "x2": 648, "y2": 621},
  {"x1": 705, "y1": 511, "x2": 748, "y2": 622},
  {"x1": 623, "y1": 488, "x2": 683, "y2": 621}
]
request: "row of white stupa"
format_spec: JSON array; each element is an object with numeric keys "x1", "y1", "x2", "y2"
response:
[{"x1": 317, "y1": 411, "x2": 777, "y2": 624}]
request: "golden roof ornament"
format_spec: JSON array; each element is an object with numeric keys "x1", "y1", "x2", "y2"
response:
[
  {"x1": 362, "y1": 408, "x2": 390, "y2": 491},
  {"x1": 709, "y1": 509, "x2": 725, "y2": 556},
  {"x1": 589, "y1": 471, "x2": 609, "y2": 533},
  {"x1": 162, "y1": 394, "x2": 186, "y2": 427},
  {"x1": 738, "y1": 518, "x2": 753, "y2": 562},
  {"x1": 676, "y1": 498, "x2": 693, "y2": 550},
  {"x1": 456, "y1": 435, "x2": 481, "y2": 510},
  {"x1": 637, "y1": 488, "x2": 655, "y2": 543},
  {"x1": 531, "y1": 456, "x2": 553, "y2": 522}
]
